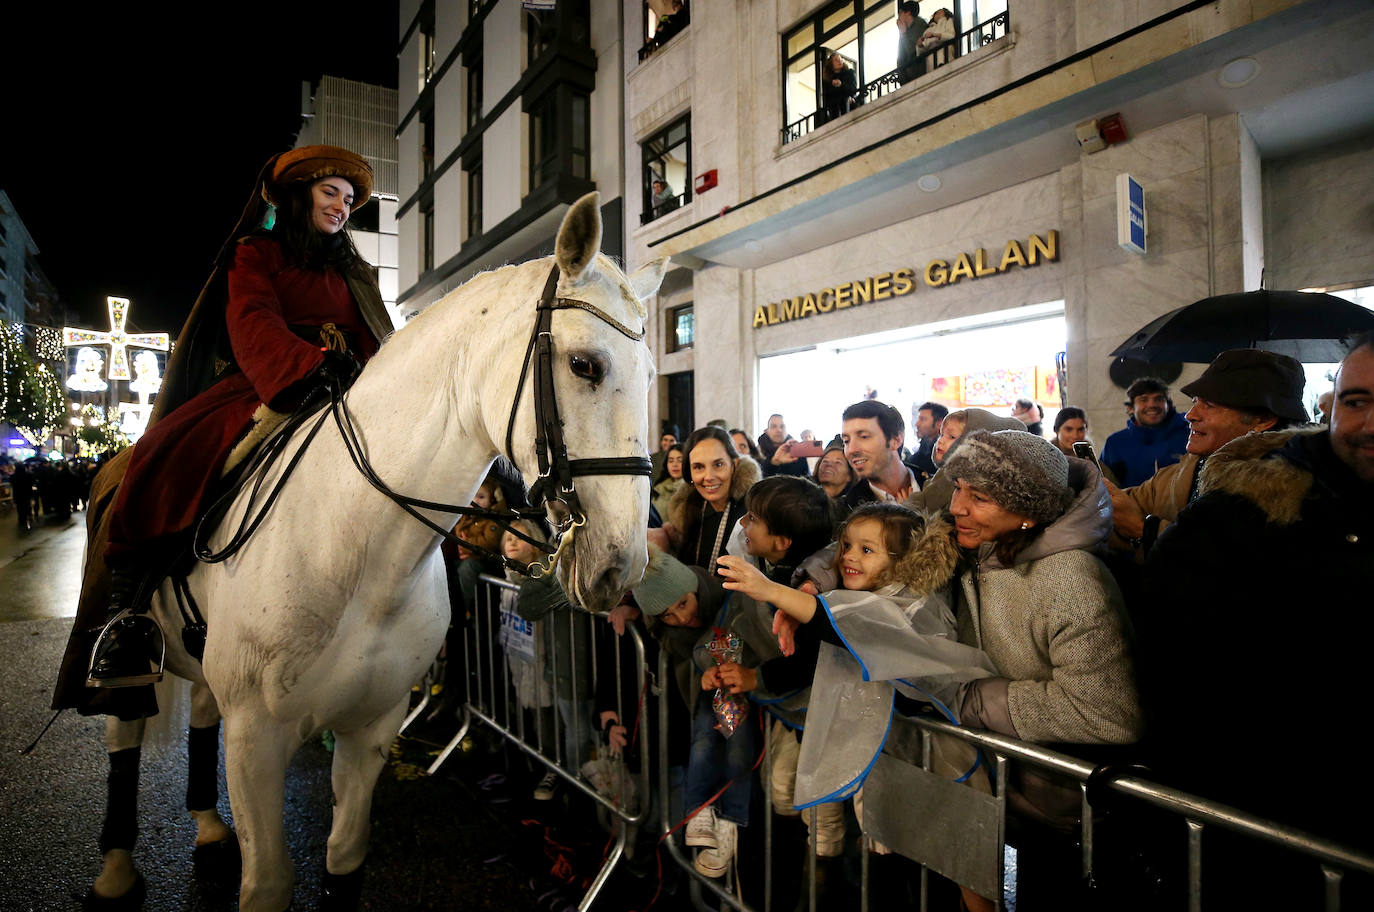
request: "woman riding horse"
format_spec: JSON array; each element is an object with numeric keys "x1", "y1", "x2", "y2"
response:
[{"x1": 82, "y1": 145, "x2": 392, "y2": 697}]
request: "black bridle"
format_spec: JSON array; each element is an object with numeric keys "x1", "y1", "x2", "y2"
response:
[{"x1": 196, "y1": 264, "x2": 653, "y2": 578}]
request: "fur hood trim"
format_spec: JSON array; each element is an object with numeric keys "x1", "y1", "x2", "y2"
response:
[
  {"x1": 667, "y1": 454, "x2": 762, "y2": 529},
  {"x1": 1197, "y1": 426, "x2": 1321, "y2": 525},
  {"x1": 882, "y1": 512, "x2": 960, "y2": 595}
]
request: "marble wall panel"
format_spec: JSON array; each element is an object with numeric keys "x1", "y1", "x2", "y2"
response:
[
  {"x1": 1265, "y1": 131, "x2": 1374, "y2": 290},
  {"x1": 1079, "y1": 114, "x2": 1208, "y2": 200}
]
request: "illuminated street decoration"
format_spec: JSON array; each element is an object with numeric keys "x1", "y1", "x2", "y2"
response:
[
  {"x1": 118, "y1": 350, "x2": 164, "y2": 440},
  {"x1": 63, "y1": 296, "x2": 170, "y2": 381},
  {"x1": 68, "y1": 346, "x2": 109, "y2": 391}
]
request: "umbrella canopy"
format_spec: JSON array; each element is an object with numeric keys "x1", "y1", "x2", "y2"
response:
[{"x1": 1110, "y1": 290, "x2": 1374, "y2": 363}]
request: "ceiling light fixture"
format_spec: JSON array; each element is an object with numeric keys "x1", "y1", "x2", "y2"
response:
[
  {"x1": 1218, "y1": 57, "x2": 1260, "y2": 88},
  {"x1": 917, "y1": 174, "x2": 942, "y2": 192}
]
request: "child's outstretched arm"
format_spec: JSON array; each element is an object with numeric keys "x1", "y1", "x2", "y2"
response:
[{"x1": 716, "y1": 555, "x2": 819, "y2": 623}]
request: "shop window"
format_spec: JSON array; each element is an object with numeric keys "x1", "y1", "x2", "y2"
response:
[
  {"x1": 781, "y1": 0, "x2": 1011, "y2": 145},
  {"x1": 641, "y1": 115, "x2": 690, "y2": 225},
  {"x1": 668, "y1": 303, "x2": 694, "y2": 352},
  {"x1": 465, "y1": 158, "x2": 483, "y2": 241}
]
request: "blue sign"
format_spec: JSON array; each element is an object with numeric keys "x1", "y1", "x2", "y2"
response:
[{"x1": 1116, "y1": 173, "x2": 1146, "y2": 254}]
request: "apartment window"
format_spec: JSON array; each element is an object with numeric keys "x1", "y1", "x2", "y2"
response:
[
  {"x1": 526, "y1": 8, "x2": 555, "y2": 65},
  {"x1": 419, "y1": 28, "x2": 436, "y2": 89},
  {"x1": 570, "y1": 93, "x2": 590, "y2": 180},
  {"x1": 421, "y1": 201, "x2": 435, "y2": 272},
  {"x1": 780, "y1": 1, "x2": 1010, "y2": 144},
  {"x1": 641, "y1": 115, "x2": 690, "y2": 224},
  {"x1": 466, "y1": 158, "x2": 483, "y2": 241},
  {"x1": 466, "y1": 53, "x2": 483, "y2": 131},
  {"x1": 420, "y1": 112, "x2": 435, "y2": 179},
  {"x1": 668, "y1": 304, "x2": 694, "y2": 352},
  {"x1": 640, "y1": 0, "x2": 689, "y2": 61},
  {"x1": 529, "y1": 94, "x2": 559, "y2": 193}
]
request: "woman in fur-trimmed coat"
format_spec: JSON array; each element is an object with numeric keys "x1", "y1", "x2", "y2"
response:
[{"x1": 664, "y1": 426, "x2": 762, "y2": 569}]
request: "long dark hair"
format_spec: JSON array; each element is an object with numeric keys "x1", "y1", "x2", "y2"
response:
[
  {"x1": 679, "y1": 426, "x2": 741, "y2": 541},
  {"x1": 654, "y1": 443, "x2": 684, "y2": 486},
  {"x1": 267, "y1": 179, "x2": 365, "y2": 272}
]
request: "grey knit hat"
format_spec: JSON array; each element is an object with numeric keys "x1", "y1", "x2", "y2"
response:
[
  {"x1": 631, "y1": 546, "x2": 698, "y2": 616},
  {"x1": 941, "y1": 429, "x2": 1072, "y2": 524}
]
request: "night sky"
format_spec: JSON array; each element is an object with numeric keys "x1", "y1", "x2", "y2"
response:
[{"x1": 1, "y1": 3, "x2": 399, "y2": 336}]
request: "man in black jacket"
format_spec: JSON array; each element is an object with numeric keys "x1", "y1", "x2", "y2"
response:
[
  {"x1": 1141, "y1": 334, "x2": 1374, "y2": 906},
  {"x1": 895, "y1": 1, "x2": 928, "y2": 85}
]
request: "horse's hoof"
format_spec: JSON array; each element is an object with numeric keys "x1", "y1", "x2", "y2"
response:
[
  {"x1": 82, "y1": 871, "x2": 145, "y2": 910},
  {"x1": 192, "y1": 835, "x2": 241, "y2": 883},
  {"x1": 321, "y1": 864, "x2": 366, "y2": 910}
]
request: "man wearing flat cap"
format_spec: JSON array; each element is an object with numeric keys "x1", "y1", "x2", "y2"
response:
[{"x1": 1106, "y1": 348, "x2": 1309, "y2": 558}]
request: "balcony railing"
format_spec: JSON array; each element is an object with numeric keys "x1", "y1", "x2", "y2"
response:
[
  {"x1": 638, "y1": 17, "x2": 689, "y2": 62},
  {"x1": 640, "y1": 190, "x2": 690, "y2": 225},
  {"x1": 780, "y1": 10, "x2": 1011, "y2": 146}
]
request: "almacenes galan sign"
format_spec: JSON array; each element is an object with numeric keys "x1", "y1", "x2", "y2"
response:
[{"x1": 752, "y1": 230, "x2": 1059, "y2": 329}]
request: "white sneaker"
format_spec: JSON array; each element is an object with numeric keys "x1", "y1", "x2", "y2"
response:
[
  {"x1": 533, "y1": 771, "x2": 558, "y2": 801},
  {"x1": 694, "y1": 819, "x2": 736, "y2": 878},
  {"x1": 685, "y1": 805, "x2": 717, "y2": 848}
]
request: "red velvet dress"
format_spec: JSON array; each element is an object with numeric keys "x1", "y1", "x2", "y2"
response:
[{"x1": 106, "y1": 237, "x2": 380, "y2": 557}]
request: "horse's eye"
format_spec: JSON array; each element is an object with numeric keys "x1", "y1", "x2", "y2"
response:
[{"x1": 569, "y1": 353, "x2": 603, "y2": 382}]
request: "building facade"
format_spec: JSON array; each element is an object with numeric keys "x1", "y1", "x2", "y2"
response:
[
  {"x1": 296, "y1": 75, "x2": 404, "y2": 325},
  {"x1": 0, "y1": 190, "x2": 38, "y2": 325},
  {"x1": 623, "y1": 0, "x2": 1374, "y2": 442},
  {"x1": 394, "y1": 0, "x2": 625, "y2": 319}
]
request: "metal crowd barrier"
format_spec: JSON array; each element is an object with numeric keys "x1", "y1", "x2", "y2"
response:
[
  {"x1": 408, "y1": 574, "x2": 651, "y2": 910},
  {"x1": 409, "y1": 576, "x2": 1374, "y2": 911}
]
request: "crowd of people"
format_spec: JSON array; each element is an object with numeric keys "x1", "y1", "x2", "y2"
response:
[
  {"x1": 1, "y1": 454, "x2": 102, "y2": 531},
  {"x1": 433, "y1": 336, "x2": 1372, "y2": 910}
]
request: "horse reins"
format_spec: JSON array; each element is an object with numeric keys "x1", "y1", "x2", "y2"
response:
[{"x1": 195, "y1": 264, "x2": 652, "y2": 579}]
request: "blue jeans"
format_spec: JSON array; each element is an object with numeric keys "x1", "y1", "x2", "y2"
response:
[{"x1": 684, "y1": 694, "x2": 756, "y2": 827}]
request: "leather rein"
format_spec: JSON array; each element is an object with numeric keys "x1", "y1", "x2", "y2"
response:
[{"x1": 195, "y1": 264, "x2": 652, "y2": 579}]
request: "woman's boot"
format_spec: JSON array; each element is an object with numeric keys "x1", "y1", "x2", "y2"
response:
[{"x1": 87, "y1": 564, "x2": 165, "y2": 688}]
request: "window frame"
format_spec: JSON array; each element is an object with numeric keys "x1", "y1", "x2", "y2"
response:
[
  {"x1": 640, "y1": 114, "x2": 692, "y2": 225},
  {"x1": 465, "y1": 157, "x2": 483, "y2": 242},
  {"x1": 667, "y1": 302, "x2": 695, "y2": 353}
]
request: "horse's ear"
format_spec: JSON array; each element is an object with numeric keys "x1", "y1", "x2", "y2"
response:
[
  {"x1": 555, "y1": 192, "x2": 602, "y2": 281},
  {"x1": 628, "y1": 256, "x2": 670, "y2": 302}
]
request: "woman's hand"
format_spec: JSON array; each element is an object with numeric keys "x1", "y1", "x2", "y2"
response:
[
  {"x1": 1103, "y1": 479, "x2": 1146, "y2": 541},
  {"x1": 599, "y1": 710, "x2": 628, "y2": 755},
  {"x1": 773, "y1": 610, "x2": 800, "y2": 656},
  {"x1": 715, "y1": 555, "x2": 773, "y2": 601},
  {"x1": 701, "y1": 666, "x2": 722, "y2": 691},
  {"x1": 717, "y1": 661, "x2": 757, "y2": 694}
]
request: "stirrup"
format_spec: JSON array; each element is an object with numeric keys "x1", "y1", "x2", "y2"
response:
[{"x1": 87, "y1": 609, "x2": 166, "y2": 688}]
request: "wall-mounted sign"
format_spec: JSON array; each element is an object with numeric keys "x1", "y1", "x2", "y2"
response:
[
  {"x1": 753, "y1": 230, "x2": 1059, "y2": 329},
  {"x1": 1116, "y1": 174, "x2": 1146, "y2": 254}
]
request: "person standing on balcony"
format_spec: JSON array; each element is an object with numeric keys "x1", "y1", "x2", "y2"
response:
[
  {"x1": 919, "y1": 8, "x2": 957, "y2": 68},
  {"x1": 820, "y1": 52, "x2": 859, "y2": 125},
  {"x1": 651, "y1": 178, "x2": 678, "y2": 218},
  {"x1": 895, "y1": 2, "x2": 928, "y2": 85}
]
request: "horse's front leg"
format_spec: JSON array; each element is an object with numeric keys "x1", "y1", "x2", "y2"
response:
[
  {"x1": 90, "y1": 715, "x2": 146, "y2": 902},
  {"x1": 187, "y1": 682, "x2": 238, "y2": 869},
  {"x1": 322, "y1": 695, "x2": 410, "y2": 907},
  {"x1": 224, "y1": 709, "x2": 301, "y2": 912}
]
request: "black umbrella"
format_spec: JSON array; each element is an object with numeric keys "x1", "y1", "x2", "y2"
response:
[{"x1": 1110, "y1": 290, "x2": 1374, "y2": 363}]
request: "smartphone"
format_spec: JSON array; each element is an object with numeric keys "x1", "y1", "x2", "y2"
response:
[
  {"x1": 788, "y1": 440, "x2": 824, "y2": 458},
  {"x1": 1071, "y1": 441, "x2": 1099, "y2": 467}
]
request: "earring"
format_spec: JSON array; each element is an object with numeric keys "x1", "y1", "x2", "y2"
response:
[{"x1": 1020, "y1": 521, "x2": 1032, "y2": 530}]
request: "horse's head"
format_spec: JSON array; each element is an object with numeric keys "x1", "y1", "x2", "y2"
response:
[{"x1": 519, "y1": 192, "x2": 667, "y2": 611}]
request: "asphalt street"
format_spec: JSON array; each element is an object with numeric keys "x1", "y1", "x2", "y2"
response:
[{"x1": 0, "y1": 510, "x2": 671, "y2": 911}]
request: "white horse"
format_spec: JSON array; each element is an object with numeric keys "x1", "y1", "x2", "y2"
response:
[{"x1": 89, "y1": 193, "x2": 666, "y2": 911}]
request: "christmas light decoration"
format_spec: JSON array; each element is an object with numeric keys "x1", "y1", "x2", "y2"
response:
[{"x1": 63, "y1": 296, "x2": 169, "y2": 381}]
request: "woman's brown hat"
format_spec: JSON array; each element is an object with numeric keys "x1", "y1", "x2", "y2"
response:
[{"x1": 263, "y1": 145, "x2": 373, "y2": 209}]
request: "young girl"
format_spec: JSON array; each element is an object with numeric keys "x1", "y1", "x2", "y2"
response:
[{"x1": 719, "y1": 502, "x2": 996, "y2": 908}]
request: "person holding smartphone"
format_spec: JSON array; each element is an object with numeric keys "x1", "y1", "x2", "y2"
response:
[{"x1": 757, "y1": 413, "x2": 811, "y2": 478}]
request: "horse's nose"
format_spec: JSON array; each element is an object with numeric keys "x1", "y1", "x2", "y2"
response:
[{"x1": 592, "y1": 563, "x2": 624, "y2": 597}]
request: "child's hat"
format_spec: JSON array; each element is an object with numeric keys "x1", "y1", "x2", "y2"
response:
[{"x1": 631, "y1": 546, "x2": 698, "y2": 616}]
